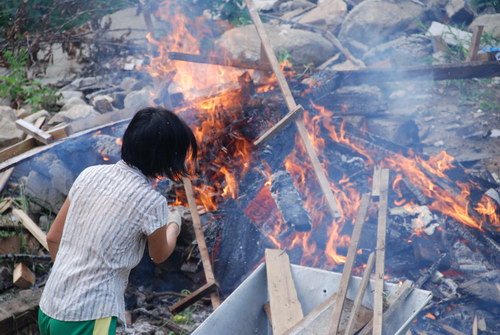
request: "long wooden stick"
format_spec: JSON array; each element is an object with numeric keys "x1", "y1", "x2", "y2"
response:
[
  {"x1": 182, "y1": 177, "x2": 221, "y2": 309},
  {"x1": 373, "y1": 169, "x2": 390, "y2": 335},
  {"x1": 245, "y1": 0, "x2": 341, "y2": 218},
  {"x1": 345, "y1": 252, "x2": 375, "y2": 335},
  {"x1": 11, "y1": 208, "x2": 49, "y2": 251},
  {"x1": 466, "y1": 25, "x2": 484, "y2": 62},
  {"x1": 329, "y1": 193, "x2": 371, "y2": 335},
  {"x1": 0, "y1": 168, "x2": 14, "y2": 193}
]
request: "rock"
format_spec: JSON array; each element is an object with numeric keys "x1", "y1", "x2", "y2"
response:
[
  {"x1": 91, "y1": 95, "x2": 115, "y2": 113},
  {"x1": 0, "y1": 106, "x2": 24, "y2": 147},
  {"x1": 38, "y1": 44, "x2": 84, "y2": 86},
  {"x1": 297, "y1": 0, "x2": 347, "y2": 31},
  {"x1": 339, "y1": 0, "x2": 425, "y2": 47},
  {"x1": 362, "y1": 34, "x2": 433, "y2": 66},
  {"x1": 60, "y1": 97, "x2": 87, "y2": 112},
  {"x1": 23, "y1": 110, "x2": 51, "y2": 124},
  {"x1": 253, "y1": 0, "x2": 281, "y2": 10},
  {"x1": 469, "y1": 14, "x2": 500, "y2": 38},
  {"x1": 92, "y1": 134, "x2": 122, "y2": 161},
  {"x1": 49, "y1": 160, "x2": 75, "y2": 195},
  {"x1": 56, "y1": 90, "x2": 84, "y2": 106},
  {"x1": 216, "y1": 24, "x2": 336, "y2": 66},
  {"x1": 124, "y1": 86, "x2": 154, "y2": 112},
  {"x1": 25, "y1": 170, "x2": 66, "y2": 212},
  {"x1": 279, "y1": 0, "x2": 315, "y2": 12},
  {"x1": 48, "y1": 104, "x2": 99, "y2": 125},
  {"x1": 445, "y1": 0, "x2": 475, "y2": 25},
  {"x1": 120, "y1": 77, "x2": 140, "y2": 92},
  {"x1": 426, "y1": 21, "x2": 472, "y2": 46}
]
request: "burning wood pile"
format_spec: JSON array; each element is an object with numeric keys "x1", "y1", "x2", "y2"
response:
[{"x1": 0, "y1": 0, "x2": 499, "y2": 334}]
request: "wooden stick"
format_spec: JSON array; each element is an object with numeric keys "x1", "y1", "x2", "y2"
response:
[
  {"x1": 245, "y1": 0, "x2": 341, "y2": 218},
  {"x1": 329, "y1": 193, "x2": 371, "y2": 335},
  {"x1": 168, "y1": 52, "x2": 272, "y2": 71},
  {"x1": 439, "y1": 323, "x2": 468, "y2": 335},
  {"x1": 466, "y1": 25, "x2": 484, "y2": 62},
  {"x1": 371, "y1": 166, "x2": 382, "y2": 199},
  {"x1": 11, "y1": 208, "x2": 49, "y2": 251},
  {"x1": 472, "y1": 313, "x2": 478, "y2": 335},
  {"x1": 265, "y1": 249, "x2": 303, "y2": 335},
  {"x1": 15, "y1": 119, "x2": 52, "y2": 144},
  {"x1": 25, "y1": 117, "x2": 46, "y2": 141},
  {"x1": 254, "y1": 105, "x2": 303, "y2": 146},
  {"x1": 168, "y1": 281, "x2": 218, "y2": 314},
  {"x1": 373, "y1": 169, "x2": 389, "y2": 335},
  {"x1": 345, "y1": 252, "x2": 376, "y2": 335},
  {"x1": 358, "y1": 280, "x2": 415, "y2": 335},
  {"x1": 0, "y1": 167, "x2": 14, "y2": 193},
  {"x1": 284, "y1": 293, "x2": 338, "y2": 335},
  {"x1": 182, "y1": 177, "x2": 221, "y2": 309}
]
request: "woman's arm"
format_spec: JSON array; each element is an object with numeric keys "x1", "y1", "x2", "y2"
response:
[
  {"x1": 147, "y1": 223, "x2": 180, "y2": 264},
  {"x1": 46, "y1": 198, "x2": 70, "y2": 261}
]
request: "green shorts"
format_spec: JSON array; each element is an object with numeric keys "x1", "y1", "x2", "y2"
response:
[{"x1": 38, "y1": 309, "x2": 117, "y2": 335}]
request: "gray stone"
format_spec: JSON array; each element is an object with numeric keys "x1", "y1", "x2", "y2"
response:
[
  {"x1": 92, "y1": 134, "x2": 122, "y2": 161},
  {"x1": 469, "y1": 14, "x2": 500, "y2": 38},
  {"x1": 91, "y1": 95, "x2": 115, "y2": 113},
  {"x1": 297, "y1": 0, "x2": 347, "y2": 31},
  {"x1": 445, "y1": 0, "x2": 475, "y2": 25},
  {"x1": 57, "y1": 90, "x2": 84, "y2": 106},
  {"x1": 60, "y1": 97, "x2": 87, "y2": 112},
  {"x1": 49, "y1": 160, "x2": 75, "y2": 195},
  {"x1": 120, "y1": 77, "x2": 140, "y2": 92},
  {"x1": 253, "y1": 0, "x2": 280, "y2": 10},
  {"x1": 362, "y1": 34, "x2": 433, "y2": 66},
  {"x1": 124, "y1": 86, "x2": 154, "y2": 112},
  {"x1": 279, "y1": 0, "x2": 315, "y2": 12},
  {"x1": 339, "y1": 0, "x2": 425, "y2": 47},
  {"x1": 48, "y1": 104, "x2": 99, "y2": 125},
  {"x1": 216, "y1": 24, "x2": 336, "y2": 66},
  {"x1": 23, "y1": 110, "x2": 51, "y2": 124},
  {"x1": 0, "y1": 106, "x2": 24, "y2": 146},
  {"x1": 25, "y1": 170, "x2": 66, "y2": 212}
]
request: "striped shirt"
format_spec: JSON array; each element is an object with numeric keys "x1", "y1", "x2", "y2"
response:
[{"x1": 40, "y1": 160, "x2": 168, "y2": 323}]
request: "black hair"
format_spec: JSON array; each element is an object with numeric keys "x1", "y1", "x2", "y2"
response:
[{"x1": 121, "y1": 107, "x2": 198, "y2": 180}]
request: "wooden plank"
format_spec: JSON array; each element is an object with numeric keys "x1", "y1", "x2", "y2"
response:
[
  {"x1": 265, "y1": 249, "x2": 303, "y2": 335},
  {"x1": 13, "y1": 263, "x2": 35, "y2": 288},
  {"x1": 182, "y1": 177, "x2": 221, "y2": 309},
  {"x1": 168, "y1": 52, "x2": 272, "y2": 71},
  {"x1": 371, "y1": 166, "x2": 382, "y2": 199},
  {"x1": 245, "y1": 0, "x2": 341, "y2": 218},
  {"x1": 466, "y1": 25, "x2": 484, "y2": 62},
  {"x1": 472, "y1": 314, "x2": 478, "y2": 335},
  {"x1": 336, "y1": 61, "x2": 500, "y2": 85},
  {"x1": 11, "y1": 208, "x2": 49, "y2": 251},
  {"x1": 329, "y1": 193, "x2": 371, "y2": 335},
  {"x1": 345, "y1": 252, "x2": 376, "y2": 335},
  {"x1": 168, "y1": 281, "x2": 218, "y2": 314},
  {"x1": 373, "y1": 169, "x2": 390, "y2": 335},
  {"x1": 254, "y1": 105, "x2": 303, "y2": 146},
  {"x1": 0, "y1": 168, "x2": 14, "y2": 193},
  {"x1": 0, "y1": 198, "x2": 12, "y2": 214},
  {"x1": 358, "y1": 280, "x2": 415, "y2": 335},
  {"x1": 25, "y1": 117, "x2": 46, "y2": 141},
  {"x1": 15, "y1": 119, "x2": 52, "y2": 144}
]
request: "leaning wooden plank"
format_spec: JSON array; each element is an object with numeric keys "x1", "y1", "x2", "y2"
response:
[
  {"x1": 373, "y1": 169, "x2": 390, "y2": 335},
  {"x1": 466, "y1": 25, "x2": 484, "y2": 62},
  {"x1": 266, "y1": 249, "x2": 303, "y2": 335},
  {"x1": 358, "y1": 280, "x2": 415, "y2": 335},
  {"x1": 0, "y1": 288, "x2": 42, "y2": 334},
  {"x1": 329, "y1": 193, "x2": 371, "y2": 335},
  {"x1": 183, "y1": 177, "x2": 221, "y2": 309},
  {"x1": 168, "y1": 281, "x2": 218, "y2": 315},
  {"x1": 245, "y1": 0, "x2": 341, "y2": 218},
  {"x1": 15, "y1": 119, "x2": 53, "y2": 144},
  {"x1": 11, "y1": 208, "x2": 49, "y2": 251},
  {"x1": 337, "y1": 61, "x2": 500, "y2": 84},
  {"x1": 0, "y1": 168, "x2": 14, "y2": 193},
  {"x1": 345, "y1": 252, "x2": 376, "y2": 335},
  {"x1": 254, "y1": 105, "x2": 304, "y2": 146}
]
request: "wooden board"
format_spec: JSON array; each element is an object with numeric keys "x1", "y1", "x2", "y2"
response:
[
  {"x1": 254, "y1": 105, "x2": 303, "y2": 146},
  {"x1": 15, "y1": 119, "x2": 52, "y2": 144},
  {"x1": 13, "y1": 263, "x2": 35, "y2": 288},
  {"x1": 329, "y1": 193, "x2": 371, "y2": 335},
  {"x1": 266, "y1": 249, "x2": 303, "y2": 335},
  {"x1": 11, "y1": 208, "x2": 49, "y2": 251},
  {"x1": 0, "y1": 168, "x2": 14, "y2": 193},
  {"x1": 373, "y1": 169, "x2": 390, "y2": 335}
]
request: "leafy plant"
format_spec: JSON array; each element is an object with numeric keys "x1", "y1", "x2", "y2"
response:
[{"x1": 0, "y1": 48, "x2": 60, "y2": 110}]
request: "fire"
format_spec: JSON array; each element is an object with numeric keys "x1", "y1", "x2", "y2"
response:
[{"x1": 475, "y1": 195, "x2": 499, "y2": 230}]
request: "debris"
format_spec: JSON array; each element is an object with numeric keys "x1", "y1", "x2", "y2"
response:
[{"x1": 13, "y1": 263, "x2": 35, "y2": 288}]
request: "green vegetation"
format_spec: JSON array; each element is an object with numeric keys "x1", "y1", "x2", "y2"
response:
[{"x1": 0, "y1": 48, "x2": 60, "y2": 111}]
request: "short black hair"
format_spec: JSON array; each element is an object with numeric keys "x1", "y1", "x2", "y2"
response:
[{"x1": 121, "y1": 107, "x2": 197, "y2": 180}]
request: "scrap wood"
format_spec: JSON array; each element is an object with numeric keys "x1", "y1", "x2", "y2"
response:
[
  {"x1": 0, "y1": 288, "x2": 42, "y2": 334},
  {"x1": 357, "y1": 280, "x2": 416, "y2": 335},
  {"x1": 168, "y1": 281, "x2": 218, "y2": 315},
  {"x1": 373, "y1": 168, "x2": 389, "y2": 335},
  {"x1": 254, "y1": 105, "x2": 304, "y2": 146},
  {"x1": 13, "y1": 262, "x2": 35, "y2": 288},
  {"x1": 245, "y1": 0, "x2": 341, "y2": 219},
  {"x1": 329, "y1": 193, "x2": 371, "y2": 335},
  {"x1": 11, "y1": 208, "x2": 49, "y2": 251},
  {"x1": 0, "y1": 168, "x2": 14, "y2": 193},
  {"x1": 168, "y1": 52, "x2": 272, "y2": 71},
  {"x1": 135, "y1": 307, "x2": 189, "y2": 335},
  {"x1": 182, "y1": 177, "x2": 221, "y2": 309},
  {"x1": 15, "y1": 119, "x2": 53, "y2": 144},
  {"x1": 438, "y1": 323, "x2": 468, "y2": 335},
  {"x1": 0, "y1": 198, "x2": 12, "y2": 214},
  {"x1": 466, "y1": 25, "x2": 484, "y2": 62},
  {"x1": 265, "y1": 248, "x2": 303, "y2": 335},
  {"x1": 344, "y1": 252, "x2": 376, "y2": 335}
]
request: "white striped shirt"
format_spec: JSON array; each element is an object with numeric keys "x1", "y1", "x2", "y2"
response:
[{"x1": 40, "y1": 160, "x2": 168, "y2": 323}]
